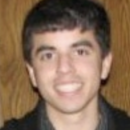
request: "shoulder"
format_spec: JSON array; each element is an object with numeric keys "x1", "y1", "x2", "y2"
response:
[
  {"x1": 104, "y1": 99, "x2": 130, "y2": 130},
  {"x1": 0, "y1": 119, "x2": 21, "y2": 130},
  {"x1": 101, "y1": 96, "x2": 130, "y2": 130},
  {"x1": 0, "y1": 107, "x2": 38, "y2": 130},
  {"x1": 111, "y1": 107, "x2": 130, "y2": 129}
]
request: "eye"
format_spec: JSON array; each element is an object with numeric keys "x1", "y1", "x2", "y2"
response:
[
  {"x1": 40, "y1": 51, "x2": 55, "y2": 61},
  {"x1": 75, "y1": 48, "x2": 89, "y2": 56}
]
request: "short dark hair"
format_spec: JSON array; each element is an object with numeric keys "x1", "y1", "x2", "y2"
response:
[{"x1": 22, "y1": 0, "x2": 111, "y2": 63}]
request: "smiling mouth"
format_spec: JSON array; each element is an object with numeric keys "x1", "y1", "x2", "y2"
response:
[{"x1": 56, "y1": 83, "x2": 82, "y2": 94}]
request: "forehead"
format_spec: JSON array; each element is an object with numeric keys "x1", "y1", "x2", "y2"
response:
[{"x1": 32, "y1": 28, "x2": 100, "y2": 49}]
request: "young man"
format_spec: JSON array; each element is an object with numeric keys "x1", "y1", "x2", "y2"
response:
[{"x1": 1, "y1": 0, "x2": 130, "y2": 130}]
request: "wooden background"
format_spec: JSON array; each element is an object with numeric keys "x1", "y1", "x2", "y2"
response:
[{"x1": 0, "y1": 0, "x2": 130, "y2": 123}]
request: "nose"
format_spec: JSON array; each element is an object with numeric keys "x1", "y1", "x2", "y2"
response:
[{"x1": 57, "y1": 54, "x2": 74, "y2": 75}]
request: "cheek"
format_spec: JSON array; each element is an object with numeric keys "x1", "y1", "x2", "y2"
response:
[
  {"x1": 74, "y1": 58, "x2": 102, "y2": 78},
  {"x1": 34, "y1": 63, "x2": 57, "y2": 85},
  {"x1": 33, "y1": 67, "x2": 55, "y2": 97}
]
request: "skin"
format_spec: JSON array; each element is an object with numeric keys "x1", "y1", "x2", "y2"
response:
[{"x1": 26, "y1": 28, "x2": 112, "y2": 130}]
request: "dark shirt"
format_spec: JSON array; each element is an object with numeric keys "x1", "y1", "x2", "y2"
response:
[
  {"x1": 1, "y1": 97, "x2": 130, "y2": 130},
  {"x1": 39, "y1": 98, "x2": 115, "y2": 130}
]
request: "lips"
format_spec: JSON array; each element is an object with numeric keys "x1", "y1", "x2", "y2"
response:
[{"x1": 56, "y1": 83, "x2": 82, "y2": 93}]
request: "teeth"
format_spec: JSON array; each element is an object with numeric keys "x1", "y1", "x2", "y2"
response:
[{"x1": 56, "y1": 83, "x2": 81, "y2": 93}]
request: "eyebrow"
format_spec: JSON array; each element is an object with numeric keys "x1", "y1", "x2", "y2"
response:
[
  {"x1": 35, "y1": 45, "x2": 56, "y2": 56},
  {"x1": 71, "y1": 40, "x2": 94, "y2": 49},
  {"x1": 35, "y1": 40, "x2": 94, "y2": 56}
]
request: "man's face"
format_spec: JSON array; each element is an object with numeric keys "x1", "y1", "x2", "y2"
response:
[{"x1": 27, "y1": 28, "x2": 112, "y2": 114}]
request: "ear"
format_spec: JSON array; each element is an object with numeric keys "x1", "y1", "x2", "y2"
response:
[
  {"x1": 26, "y1": 63, "x2": 37, "y2": 88},
  {"x1": 101, "y1": 52, "x2": 113, "y2": 80}
]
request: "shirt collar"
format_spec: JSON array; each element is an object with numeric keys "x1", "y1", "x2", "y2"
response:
[
  {"x1": 37, "y1": 97, "x2": 116, "y2": 130},
  {"x1": 95, "y1": 97, "x2": 116, "y2": 130}
]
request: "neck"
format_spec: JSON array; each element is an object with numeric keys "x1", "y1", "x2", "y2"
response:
[{"x1": 46, "y1": 97, "x2": 101, "y2": 130}]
